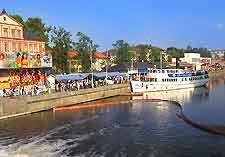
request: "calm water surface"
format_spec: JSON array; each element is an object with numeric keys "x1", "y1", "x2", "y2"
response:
[{"x1": 0, "y1": 77, "x2": 225, "y2": 157}]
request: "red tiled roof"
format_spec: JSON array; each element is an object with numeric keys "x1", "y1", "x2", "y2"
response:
[
  {"x1": 67, "y1": 51, "x2": 108, "y2": 59},
  {"x1": 67, "y1": 51, "x2": 78, "y2": 58},
  {"x1": 95, "y1": 52, "x2": 108, "y2": 59}
]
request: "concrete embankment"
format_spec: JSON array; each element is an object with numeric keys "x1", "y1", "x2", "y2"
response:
[{"x1": 0, "y1": 84, "x2": 131, "y2": 120}]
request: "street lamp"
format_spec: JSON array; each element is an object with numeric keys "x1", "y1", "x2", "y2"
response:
[
  {"x1": 89, "y1": 46, "x2": 94, "y2": 88},
  {"x1": 105, "y1": 49, "x2": 108, "y2": 85}
]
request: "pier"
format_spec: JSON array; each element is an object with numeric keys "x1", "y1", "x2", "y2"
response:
[{"x1": 0, "y1": 84, "x2": 131, "y2": 120}]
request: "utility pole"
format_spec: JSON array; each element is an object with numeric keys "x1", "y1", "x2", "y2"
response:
[
  {"x1": 69, "y1": 58, "x2": 72, "y2": 74},
  {"x1": 105, "y1": 49, "x2": 108, "y2": 85},
  {"x1": 160, "y1": 50, "x2": 164, "y2": 69},
  {"x1": 90, "y1": 46, "x2": 94, "y2": 88}
]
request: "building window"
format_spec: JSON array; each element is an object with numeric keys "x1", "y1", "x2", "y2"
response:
[
  {"x1": 24, "y1": 43, "x2": 28, "y2": 51},
  {"x1": 3, "y1": 17, "x2": 6, "y2": 21},
  {"x1": 12, "y1": 42, "x2": 16, "y2": 51},
  {"x1": 3, "y1": 28, "x2": 8, "y2": 37},
  {"x1": 29, "y1": 44, "x2": 33, "y2": 52},
  {"x1": 18, "y1": 43, "x2": 22, "y2": 51},
  {"x1": 4, "y1": 42, "x2": 9, "y2": 52},
  {"x1": 11, "y1": 29, "x2": 16, "y2": 38},
  {"x1": 39, "y1": 45, "x2": 43, "y2": 52},
  {"x1": 17, "y1": 30, "x2": 21, "y2": 38}
]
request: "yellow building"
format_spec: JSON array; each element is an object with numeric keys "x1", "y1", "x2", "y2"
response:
[
  {"x1": 0, "y1": 9, "x2": 52, "y2": 88},
  {"x1": 68, "y1": 51, "x2": 108, "y2": 72},
  {"x1": 0, "y1": 9, "x2": 45, "y2": 54}
]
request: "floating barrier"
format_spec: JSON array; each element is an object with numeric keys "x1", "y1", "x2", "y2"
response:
[
  {"x1": 54, "y1": 98, "x2": 225, "y2": 136},
  {"x1": 54, "y1": 100, "x2": 131, "y2": 111}
]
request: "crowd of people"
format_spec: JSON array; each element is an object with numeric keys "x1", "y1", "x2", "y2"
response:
[
  {"x1": 201, "y1": 63, "x2": 224, "y2": 72},
  {"x1": 55, "y1": 76, "x2": 127, "y2": 92},
  {"x1": 0, "y1": 73, "x2": 128, "y2": 97},
  {"x1": 0, "y1": 69, "x2": 51, "y2": 97}
]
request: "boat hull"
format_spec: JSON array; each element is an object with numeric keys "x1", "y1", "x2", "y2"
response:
[{"x1": 131, "y1": 79, "x2": 209, "y2": 93}]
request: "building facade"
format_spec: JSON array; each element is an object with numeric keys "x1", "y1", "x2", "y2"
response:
[
  {"x1": 67, "y1": 51, "x2": 108, "y2": 72},
  {"x1": 0, "y1": 10, "x2": 45, "y2": 56},
  {"x1": 210, "y1": 50, "x2": 225, "y2": 59},
  {"x1": 0, "y1": 9, "x2": 52, "y2": 89}
]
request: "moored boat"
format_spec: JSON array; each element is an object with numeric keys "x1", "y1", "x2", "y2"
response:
[{"x1": 129, "y1": 68, "x2": 209, "y2": 93}]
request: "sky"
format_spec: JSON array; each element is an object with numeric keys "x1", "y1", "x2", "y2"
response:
[{"x1": 1, "y1": 0, "x2": 225, "y2": 50}]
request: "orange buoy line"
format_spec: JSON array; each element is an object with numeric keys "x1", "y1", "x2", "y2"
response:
[
  {"x1": 54, "y1": 100, "x2": 132, "y2": 111},
  {"x1": 54, "y1": 99, "x2": 163, "y2": 112}
]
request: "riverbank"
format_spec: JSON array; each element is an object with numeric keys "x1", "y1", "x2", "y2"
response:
[{"x1": 0, "y1": 84, "x2": 131, "y2": 120}]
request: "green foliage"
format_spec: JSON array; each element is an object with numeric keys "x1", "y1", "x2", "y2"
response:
[
  {"x1": 133, "y1": 44, "x2": 151, "y2": 62},
  {"x1": 75, "y1": 32, "x2": 98, "y2": 72},
  {"x1": 49, "y1": 26, "x2": 74, "y2": 74},
  {"x1": 113, "y1": 40, "x2": 131, "y2": 67},
  {"x1": 10, "y1": 14, "x2": 49, "y2": 48},
  {"x1": 166, "y1": 47, "x2": 184, "y2": 62},
  {"x1": 185, "y1": 46, "x2": 211, "y2": 57},
  {"x1": 149, "y1": 47, "x2": 162, "y2": 63},
  {"x1": 25, "y1": 17, "x2": 49, "y2": 43}
]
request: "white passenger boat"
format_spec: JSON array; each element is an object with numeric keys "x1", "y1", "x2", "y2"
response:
[{"x1": 129, "y1": 68, "x2": 209, "y2": 93}]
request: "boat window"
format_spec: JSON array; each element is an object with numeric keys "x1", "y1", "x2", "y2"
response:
[
  {"x1": 162, "y1": 70, "x2": 165, "y2": 73},
  {"x1": 158, "y1": 70, "x2": 161, "y2": 73},
  {"x1": 185, "y1": 78, "x2": 187, "y2": 81},
  {"x1": 153, "y1": 70, "x2": 156, "y2": 73},
  {"x1": 176, "y1": 70, "x2": 178, "y2": 73},
  {"x1": 155, "y1": 78, "x2": 157, "y2": 82},
  {"x1": 167, "y1": 70, "x2": 170, "y2": 73}
]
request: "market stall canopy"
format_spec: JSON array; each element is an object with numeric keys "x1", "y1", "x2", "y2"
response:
[
  {"x1": 93, "y1": 72, "x2": 127, "y2": 78},
  {"x1": 56, "y1": 73, "x2": 89, "y2": 81},
  {"x1": 56, "y1": 72, "x2": 127, "y2": 81}
]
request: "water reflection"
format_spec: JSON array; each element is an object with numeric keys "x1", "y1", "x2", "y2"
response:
[
  {"x1": 133, "y1": 87, "x2": 209, "y2": 105},
  {"x1": 0, "y1": 77, "x2": 224, "y2": 156}
]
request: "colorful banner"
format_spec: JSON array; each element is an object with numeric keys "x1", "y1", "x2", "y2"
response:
[{"x1": 0, "y1": 52, "x2": 52, "y2": 69}]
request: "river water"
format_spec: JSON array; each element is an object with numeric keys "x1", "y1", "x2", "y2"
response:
[{"x1": 0, "y1": 77, "x2": 225, "y2": 157}]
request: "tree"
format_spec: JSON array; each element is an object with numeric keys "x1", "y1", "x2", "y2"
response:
[
  {"x1": 148, "y1": 47, "x2": 162, "y2": 63},
  {"x1": 112, "y1": 40, "x2": 131, "y2": 67},
  {"x1": 10, "y1": 15, "x2": 50, "y2": 48},
  {"x1": 134, "y1": 44, "x2": 150, "y2": 62},
  {"x1": 75, "y1": 32, "x2": 98, "y2": 72},
  {"x1": 25, "y1": 17, "x2": 49, "y2": 44},
  {"x1": 185, "y1": 46, "x2": 211, "y2": 57},
  {"x1": 167, "y1": 47, "x2": 184, "y2": 62},
  {"x1": 49, "y1": 26, "x2": 74, "y2": 74},
  {"x1": 186, "y1": 45, "x2": 192, "y2": 51}
]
